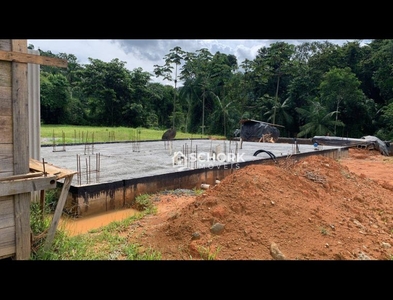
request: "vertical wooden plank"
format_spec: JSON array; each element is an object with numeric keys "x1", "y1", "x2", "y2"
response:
[
  {"x1": 0, "y1": 62, "x2": 12, "y2": 87},
  {"x1": 12, "y1": 39, "x2": 29, "y2": 174},
  {"x1": 12, "y1": 39, "x2": 31, "y2": 260},
  {"x1": 0, "y1": 40, "x2": 13, "y2": 175},
  {"x1": 28, "y1": 49, "x2": 41, "y2": 161},
  {"x1": 0, "y1": 40, "x2": 12, "y2": 51},
  {"x1": 0, "y1": 40, "x2": 16, "y2": 259},
  {"x1": 0, "y1": 197, "x2": 16, "y2": 259},
  {"x1": 0, "y1": 227, "x2": 16, "y2": 258},
  {"x1": 12, "y1": 194, "x2": 30, "y2": 259},
  {"x1": 0, "y1": 116, "x2": 13, "y2": 145}
]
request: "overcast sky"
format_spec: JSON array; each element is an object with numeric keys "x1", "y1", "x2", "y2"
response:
[{"x1": 27, "y1": 39, "x2": 370, "y2": 85}]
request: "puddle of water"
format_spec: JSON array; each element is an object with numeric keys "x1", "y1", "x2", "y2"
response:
[{"x1": 58, "y1": 208, "x2": 139, "y2": 236}]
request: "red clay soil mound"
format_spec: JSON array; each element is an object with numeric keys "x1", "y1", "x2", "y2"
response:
[{"x1": 127, "y1": 149, "x2": 393, "y2": 260}]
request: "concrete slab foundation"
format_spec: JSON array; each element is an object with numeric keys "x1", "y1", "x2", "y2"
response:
[{"x1": 40, "y1": 139, "x2": 346, "y2": 217}]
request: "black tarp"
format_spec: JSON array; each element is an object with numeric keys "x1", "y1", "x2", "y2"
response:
[
  {"x1": 238, "y1": 119, "x2": 280, "y2": 142},
  {"x1": 312, "y1": 135, "x2": 391, "y2": 156}
]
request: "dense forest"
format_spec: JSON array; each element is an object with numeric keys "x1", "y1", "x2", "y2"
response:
[{"x1": 28, "y1": 40, "x2": 393, "y2": 141}]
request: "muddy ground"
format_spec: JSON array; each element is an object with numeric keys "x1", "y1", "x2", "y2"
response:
[{"x1": 124, "y1": 148, "x2": 393, "y2": 260}]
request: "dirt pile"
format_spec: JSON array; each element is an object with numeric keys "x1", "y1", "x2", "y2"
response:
[{"x1": 127, "y1": 148, "x2": 393, "y2": 260}]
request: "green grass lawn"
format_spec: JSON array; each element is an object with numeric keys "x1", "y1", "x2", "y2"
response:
[{"x1": 41, "y1": 125, "x2": 225, "y2": 145}]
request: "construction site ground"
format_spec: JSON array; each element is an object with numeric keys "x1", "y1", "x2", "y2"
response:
[
  {"x1": 40, "y1": 139, "x2": 336, "y2": 186},
  {"x1": 121, "y1": 147, "x2": 393, "y2": 260},
  {"x1": 41, "y1": 141, "x2": 393, "y2": 260}
]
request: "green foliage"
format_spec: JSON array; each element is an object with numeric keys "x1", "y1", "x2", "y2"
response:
[
  {"x1": 296, "y1": 97, "x2": 344, "y2": 138},
  {"x1": 193, "y1": 188, "x2": 204, "y2": 196},
  {"x1": 40, "y1": 73, "x2": 71, "y2": 124},
  {"x1": 31, "y1": 196, "x2": 161, "y2": 260},
  {"x1": 370, "y1": 40, "x2": 393, "y2": 102},
  {"x1": 320, "y1": 227, "x2": 329, "y2": 235},
  {"x1": 375, "y1": 102, "x2": 393, "y2": 141},
  {"x1": 29, "y1": 188, "x2": 209, "y2": 260},
  {"x1": 34, "y1": 39, "x2": 393, "y2": 140},
  {"x1": 197, "y1": 245, "x2": 221, "y2": 260},
  {"x1": 30, "y1": 202, "x2": 51, "y2": 238},
  {"x1": 319, "y1": 67, "x2": 374, "y2": 137},
  {"x1": 29, "y1": 193, "x2": 60, "y2": 259},
  {"x1": 45, "y1": 188, "x2": 61, "y2": 210},
  {"x1": 132, "y1": 194, "x2": 154, "y2": 211}
]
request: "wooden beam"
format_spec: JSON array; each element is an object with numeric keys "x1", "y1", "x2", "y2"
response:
[
  {"x1": 0, "y1": 172, "x2": 43, "y2": 182},
  {"x1": 0, "y1": 175, "x2": 57, "y2": 197},
  {"x1": 0, "y1": 49, "x2": 68, "y2": 68}
]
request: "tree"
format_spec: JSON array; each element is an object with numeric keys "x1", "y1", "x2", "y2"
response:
[
  {"x1": 79, "y1": 58, "x2": 134, "y2": 126},
  {"x1": 147, "y1": 83, "x2": 175, "y2": 128},
  {"x1": 123, "y1": 67, "x2": 155, "y2": 127},
  {"x1": 295, "y1": 98, "x2": 344, "y2": 138},
  {"x1": 319, "y1": 67, "x2": 374, "y2": 137},
  {"x1": 262, "y1": 96, "x2": 293, "y2": 136},
  {"x1": 375, "y1": 102, "x2": 393, "y2": 141},
  {"x1": 154, "y1": 46, "x2": 186, "y2": 129},
  {"x1": 268, "y1": 42, "x2": 296, "y2": 125},
  {"x1": 179, "y1": 48, "x2": 215, "y2": 135},
  {"x1": 179, "y1": 78, "x2": 199, "y2": 132},
  {"x1": 250, "y1": 42, "x2": 296, "y2": 125},
  {"x1": 210, "y1": 94, "x2": 234, "y2": 137},
  {"x1": 370, "y1": 39, "x2": 393, "y2": 104},
  {"x1": 40, "y1": 73, "x2": 71, "y2": 124},
  {"x1": 238, "y1": 59, "x2": 254, "y2": 117}
]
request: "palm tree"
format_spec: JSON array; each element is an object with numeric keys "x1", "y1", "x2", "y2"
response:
[
  {"x1": 210, "y1": 93, "x2": 234, "y2": 137},
  {"x1": 263, "y1": 97, "x2": 293, "y2": 130},
  {"x1": 295, "y1": 98, "x2": 345, "y2": 138}
]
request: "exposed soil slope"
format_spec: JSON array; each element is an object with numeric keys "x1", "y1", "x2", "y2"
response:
[{"x1": 126, "y1": 148, "x2": 393, "y2": 260}]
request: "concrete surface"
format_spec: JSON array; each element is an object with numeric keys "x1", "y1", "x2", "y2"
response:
[{"x1": 40, "y1": 139, "x2": 339, "y2": 187}]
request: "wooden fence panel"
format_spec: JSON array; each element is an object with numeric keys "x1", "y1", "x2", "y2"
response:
[{"x1": 0, "y1": 197, "x2": 16, "y2": 258}]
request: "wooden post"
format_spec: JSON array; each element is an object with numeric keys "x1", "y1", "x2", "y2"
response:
[{"x1": 12, "y1": 40, "x2": 31, "y2": 260}]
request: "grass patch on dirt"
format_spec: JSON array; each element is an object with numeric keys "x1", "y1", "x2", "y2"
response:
[{"x1": 31, "y1": 193, "x2": 161, "y2": 260}]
